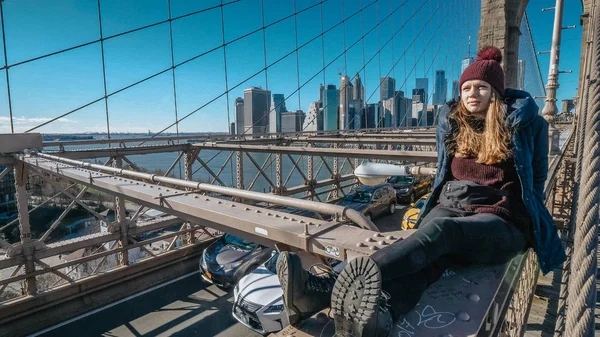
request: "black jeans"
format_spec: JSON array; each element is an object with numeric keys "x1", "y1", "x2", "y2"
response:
[{"x1": 371, "y1": 206, "x2": 527, "y2": 317}]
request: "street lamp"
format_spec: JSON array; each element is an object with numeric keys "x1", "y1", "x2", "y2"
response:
[{"x1": 354, "y1": 162, "x2": 437, "y2": 185}]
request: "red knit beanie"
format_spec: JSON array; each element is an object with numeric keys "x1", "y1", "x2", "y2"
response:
[{"x1": 459, "y1": 46, "x2": 505, "y2": 95}]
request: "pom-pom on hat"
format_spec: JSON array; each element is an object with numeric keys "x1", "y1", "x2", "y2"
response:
[{"x1": 459, "y1": 46, "x2": 505, "y2": 95}]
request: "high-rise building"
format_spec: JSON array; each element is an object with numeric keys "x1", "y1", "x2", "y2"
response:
[
  {"x1": 243, "y1": 86, "x2": 271, "y2": 135},
  {"x1": 363, "y1": 104, "x2": 378, "y2": 129},
  {"x1": 412, "y1": 89, "x2": 426, "y2": 126},
  {"x1": 380, "y1": 77, "x2": 396, "y2": 102},
  {"x1": 397, "y1": 95, "x2": 412, "y2": 127},
  {"x1": 381, "y1": 97, "x2": 395, "y2": 128},
  {"x1": 461, "y1": 57, "x2": 474, "y2": 74},
  {"x1": 229, "y1": 122, "x2": 235, "y2": 135},
  {"x1": 281, "y1": 110, "x2": 305, "y2": 133},
  {"x1": 302, "y1": 101, "x2": 323, "y2": 132},
  {"x1": 339, "y1": 75, "x2": 353, "y2": 129},
  {"x1": 0, "y1": 166, "x2": 16, "y2": 214},
  {"x1": 433, "y1": 70, "x2": 447, "y2": 105},
  {"x1": 517, "y1": 60, "x2": 525, "y2": 91},
  {"x1": 303, "y1": 101, "x2": 324, "y2": 132},
  {"x1": 321, "y1": 85, "x2": 339, "y2": 131},
  {"x1": 353, "y1": 73, "x2": 364, "y2": 102},
  {"x1": 415, "y1": 78, "x2": 429, "y2": 106},
  {"x1": 451, "y1": 80, "x2": 460, "y2": 101},
  {"x1": 235, "y1": 97, "x2": 244, "y2": 134},
  {"x1": 269, "y1": 94, "x2": 286, "y2": 133}
]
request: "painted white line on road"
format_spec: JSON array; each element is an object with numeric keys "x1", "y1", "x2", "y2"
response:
[{"x1": 28, "y1": 271, "x2": 199, "y2": 337}]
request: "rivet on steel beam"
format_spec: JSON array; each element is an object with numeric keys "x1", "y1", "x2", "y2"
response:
[
  {"x1": 245, "y1": 207, "x2": 250, "y2": 211},
  {"x1": 468, "y1": 294, "x2": 480, "y2": 302},
  {"x1": 218, "y1": 201, "x2": 222, "y2": 204},
  {"x1": 283, "y1": 216, "x2": 289, "y2": 219},
  {"x1": 230, "y1": 204, "x2": 235, "y2": 207},
  {"x1": 378, "y1": 241, "x2": 388, "y2": 246},
  {"x1": 291, "y1": 218, "x2": 297, "y2": 222},
  {"x1": 268, "y1": 212, "x2": 273, "y2": 216},
  {"x1": 308, "y1": 222, "x2": 314, "y2": 226},
  {"x1": 275, "y1": 214, "x2": 281, "y2": 218},
  {"x1": 365, "y1": 237, "x2": 375, "y2": 242},
  {"x1": 256, "y1": 210, "x2": 262, "y2": 213},
  {"x1": 385, "y1": 235, "x2": 395, "y2": 240},
  {"x1": 356, "y1": 242, "x2": 366, "y2": 247},
  {"x1": 373, "y1": 233, "x2": 383, "y2": 238},
  {"x1": 194, "y1": 195, "x2": 199, "y2": 198},
  {"x1": 457, "y1": 312, "x2": 470, "y2": 321},
  {"x1": 299, "y1": 220, "x2": 305, "y2": 223},
  {"x1": 205, "y1": 198, "x2": 210, "y2": 201},
  {"x1": 369, "y1": 246, "x2": 379, "y2": 251}
]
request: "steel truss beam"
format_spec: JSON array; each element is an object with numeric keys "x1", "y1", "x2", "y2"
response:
[
  {"x1": 20, "y1": 154, "x2": 392, "y2": 262},
  {"x1": 192, "y1": 143, "x2": 437, "y2": 162}
]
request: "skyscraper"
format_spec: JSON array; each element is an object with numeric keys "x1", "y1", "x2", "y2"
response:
[
  {"x1": 381, "y1": 97, "x2": 395, "y2": 128},
  {"x1": 321, "y1": 85, "x2": 339, "y2": 131},
  {"x1": 461, "y1": 57, "x2": 474, "y2": 74},
  {"x1": 451, "y1": 80, "x2": 460, "y2": 101},
  {"x1": 415, "y1": 78, "x2": 429, "y2": 106},
  {"x1": 229, "y1": 122, "x2": 235, "y2": 135},
  {"x1": 353, "y1": 73, "x2": 364, "y2": 102},
  {"x1": 380, "y1": 77, "x2": 396, "y2": 102},
  {"x1": 397, "y1": 93, "x2": 412, "y2": 127},
  {"x1": 412, "y1": 88, "x2": 426, "y2": 126},
  {"x1": 234, "y1": 97, "x2": 244, "y2": 134},
  {"x1": 243, "y1": 86, "x2": 271, "y2": 135},
  {"x1": 433, "y1": 70, "x2": 447, "y2": 105},
  {"x1": 339, "y1": 75, "x2": 353, "y2": 129},
  {"x1": 303, "y1": 101, "x2": 323, "y2": 132},
  {"x1": 269, "y1": 94, "x2": 286, "y2": 133},
  {"x1": 281, "y1": 110, "x2": 305, "y2": 133}
]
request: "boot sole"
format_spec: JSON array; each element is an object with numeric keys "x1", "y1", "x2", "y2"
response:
[
  {"x1": 277, "y1": 252, "x2": 301, "y2": 325},
  {"x1": 331, "y1": 256, "x2": 382, "y2": 337}
]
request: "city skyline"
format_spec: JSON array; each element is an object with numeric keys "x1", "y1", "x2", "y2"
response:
[{"x1": 0, "y1": 0, "x2": 583, "y2": 134}]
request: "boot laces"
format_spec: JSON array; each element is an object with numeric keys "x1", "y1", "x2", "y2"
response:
[{"x1": 306, "y1": 271, "x2": 337, "y2": 293}]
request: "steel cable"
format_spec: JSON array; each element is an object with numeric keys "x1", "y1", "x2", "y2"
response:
[{"x1": 565, "y1": 2, "x2": 600, "y2": 335}]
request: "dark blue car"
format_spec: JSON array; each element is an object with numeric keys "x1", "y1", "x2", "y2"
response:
[{"x1": 199, "y1": 233, "x2": 272, "y2": 289}]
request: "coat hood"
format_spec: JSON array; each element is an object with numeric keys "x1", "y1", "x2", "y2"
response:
[{"x1": 503, "y1": 88, "x2": 540, "y2": 130}]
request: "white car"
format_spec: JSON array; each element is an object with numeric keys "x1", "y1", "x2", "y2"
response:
[{"x1": 232, "y1": 251, "x2": 345, "y2": 335}]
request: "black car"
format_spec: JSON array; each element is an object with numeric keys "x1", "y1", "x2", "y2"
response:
[
  {"x1": 336, "y1": 183, "x2": 396, "y2": 220},
  {"x1": 387, "y1": 175, "x2": 432, "y2": 204},
  {"x1": 199, "y1": 233, "x2": 272, "y2": 289}
]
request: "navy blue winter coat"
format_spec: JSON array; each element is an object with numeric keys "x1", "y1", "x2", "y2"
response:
[{"x1": 416, "y1": 88, "x2": 566, "y2": 274}]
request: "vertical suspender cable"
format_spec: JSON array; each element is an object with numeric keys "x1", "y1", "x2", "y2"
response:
[
  {"x1": 0, "y1": 4, "x2": 14, "y2": 133},
  {"x1": 96, "y1": 0, "x2": 111, "y2": 146}
]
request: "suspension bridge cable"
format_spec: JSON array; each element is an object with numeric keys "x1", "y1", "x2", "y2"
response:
[
  {"x1": 345, "y1": 0, "x2": 441, "y2": 129},
  {"x1": 96, "y1": 0, "x2": 112, "y2": 147},
  {"x1": 24, "y1": 0, "x2": 323, "y2": 134},
  {"x1": 0, "y1": 3, "x2": 14, "y2": 133}
]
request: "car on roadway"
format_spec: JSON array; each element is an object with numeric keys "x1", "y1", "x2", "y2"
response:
[
  {"x1": 199, "y1": 233, "x2": 272, "y2": 289},
  {"x1": 401, "y1": 193, "x2": 431, "y2": 229},
  {"x1": 233, "y1": 251, "x2": 345, "y2": 335},
  {"x1": 387, "y1": 174, "x2": 432, "y2": 204},
  {"x1": 336, "y1": 183, "x2": 396, "y2": 220}
]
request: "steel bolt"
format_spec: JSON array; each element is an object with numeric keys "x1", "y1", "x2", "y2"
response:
[{"x1": 457, "y1": 312, "x2": 470, "y2": 321}]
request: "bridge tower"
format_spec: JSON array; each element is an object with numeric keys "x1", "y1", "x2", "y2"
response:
[{"x1": 477, "y1": 0, "x2": 530, "y2": 89}]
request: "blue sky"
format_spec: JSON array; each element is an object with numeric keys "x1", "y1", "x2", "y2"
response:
[{"x1": 0, "y1": 0, "x2": 583, "y2": 134}]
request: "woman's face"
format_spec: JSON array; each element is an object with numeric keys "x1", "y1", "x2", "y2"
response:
[{"x1": 461, "y1": 80, "x2": 492, "y2": 115}]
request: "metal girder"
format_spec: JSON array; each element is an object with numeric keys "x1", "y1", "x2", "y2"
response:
[
  {"x1": 191, "y1": 143, "x2": 438, "y2": 162},
  {"x1": 22, "y1": 155, "x2": 396, "y2": 260},
  {"x1": 286, "y1": 137, "x2": 436, "y2": 145},
  {"x1": 46, "y1": 144, "x2": 190, "y2": 160}
]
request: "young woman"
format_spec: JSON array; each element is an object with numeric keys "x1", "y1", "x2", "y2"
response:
[{"x1": 276, "y1": 46, "x2": 566, "y2": 337}]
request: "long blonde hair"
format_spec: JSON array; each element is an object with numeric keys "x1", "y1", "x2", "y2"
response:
[{"x1": 451, "y1": 90, "x2": 512, "y2": 165}]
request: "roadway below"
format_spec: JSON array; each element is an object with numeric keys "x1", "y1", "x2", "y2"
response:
[{"x1": 33, "y1": 206, "x2": 409, "y2": 337}]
